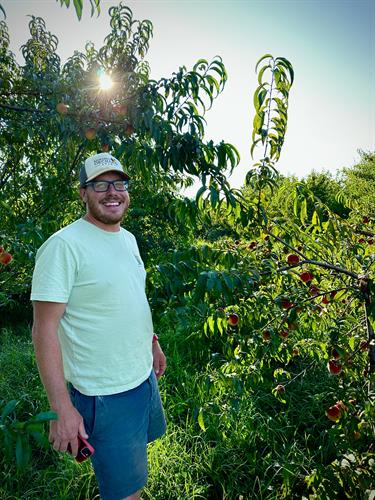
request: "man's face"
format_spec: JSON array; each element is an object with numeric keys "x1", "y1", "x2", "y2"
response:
[{"x1": 80, "y1": 171, "x2": 130, "y2": 228}]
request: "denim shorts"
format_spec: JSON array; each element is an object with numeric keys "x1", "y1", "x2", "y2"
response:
[{"x1": 69, "y1": 370, "x2": 166, "y2": 500}]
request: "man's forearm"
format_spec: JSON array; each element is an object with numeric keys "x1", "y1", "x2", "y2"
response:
[{"x1": 32, "y1": 325, "x2": 72, "y2": 411}]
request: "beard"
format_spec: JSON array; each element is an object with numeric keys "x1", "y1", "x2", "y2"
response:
[{"x1": 85, "y1": 195, "x2": 128, "y2": 225}]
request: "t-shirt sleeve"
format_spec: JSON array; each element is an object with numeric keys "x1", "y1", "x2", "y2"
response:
[{"x1": 31, "y1": 236, "x2": 77, "y2": 303}]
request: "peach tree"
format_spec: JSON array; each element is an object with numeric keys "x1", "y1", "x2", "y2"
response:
[
  {"x1": 149, "y1": 54, "x2": 374, "y2": 496},
  {"x1": 0, "y1": 3, "x2": 238, "y2": 312}
]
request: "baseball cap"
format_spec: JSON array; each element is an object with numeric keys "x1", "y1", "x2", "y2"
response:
[{"x1": 79, "y1": 153, "x2": 130, "y2": 187}]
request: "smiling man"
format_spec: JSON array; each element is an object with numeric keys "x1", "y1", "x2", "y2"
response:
[{"x1": 31, "y1": 153, "x2": 167, "y2": 500}]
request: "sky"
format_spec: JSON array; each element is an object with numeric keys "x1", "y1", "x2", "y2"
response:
[{"x1": 2, "y1": 0, "x2": 375, "y2": 190}]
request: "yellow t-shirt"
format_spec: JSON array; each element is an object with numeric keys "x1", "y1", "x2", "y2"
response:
[{"x1": 31, "y1": 218, "x2": 153, "y2": 396}]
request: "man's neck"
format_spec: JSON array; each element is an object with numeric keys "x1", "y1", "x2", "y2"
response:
[{"x1": 83, "y1": 213, "x2": 121, "y2": 232}]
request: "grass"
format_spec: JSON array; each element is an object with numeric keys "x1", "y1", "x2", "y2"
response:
[{"x1": 0, "y1": 322, "x2": 374, "y2": 499}]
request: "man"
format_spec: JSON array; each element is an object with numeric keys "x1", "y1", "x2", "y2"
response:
[{"x1": 31, "y1": 152, "x2": 167, "y2": 500}]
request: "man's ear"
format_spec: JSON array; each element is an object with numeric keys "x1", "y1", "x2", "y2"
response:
[{"x1": 79, "y1": 188, "x2": 87, "y2": 203}]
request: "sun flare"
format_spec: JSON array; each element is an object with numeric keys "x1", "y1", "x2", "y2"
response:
[{"x1": 99, "y1": 73, "x2": 113, "y2": 90}]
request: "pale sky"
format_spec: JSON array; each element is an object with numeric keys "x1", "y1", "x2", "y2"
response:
[{"x1": 3, "y1": 0, "x2": 375, "y2": 189}]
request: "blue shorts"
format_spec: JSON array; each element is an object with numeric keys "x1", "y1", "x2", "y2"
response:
[{"x1": 69, "y1": 370, "x2": 166, "y2": 500}]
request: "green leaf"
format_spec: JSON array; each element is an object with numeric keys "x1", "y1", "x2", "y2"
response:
[
  {"x1": 197, "y1": 407, "x2": 206, "y2": 432},
  {"x1": 1, "y1": 400, "x2": 18, "y2": 421},
  {"x1": 15, "y1": 434, "x2": 31, "y2": 470},
  {"x1": 27, "y1": 411, "x2": 58, "y2": 424},
  {"x1": 73, "y1": 0, "x2": 83, "y2": 19},
  {"x1": 255, "y1": 54, "x2": 273, "y2": 73},
  {"x1": 275, "y1": 57, "x2": 294, "y2": 84},
  {"x1": 300, "y1": 198, "x2": 307, "y2": 224}
]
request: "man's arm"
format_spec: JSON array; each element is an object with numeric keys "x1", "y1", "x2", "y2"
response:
[{"x1": 32, "y1": 301, "x2": 88, "y2": 457}]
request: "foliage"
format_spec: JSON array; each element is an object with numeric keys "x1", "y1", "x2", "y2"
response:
[
  {"x1": 0, "y1": 3, "x2": 237, "y2": 313},
  {"x1": 341, "y1": 150, "x2": 375, "y2": 216},
  {"x1": 57, "y1": 0, "x2": 101, "y2": 20},
  {"x1": 0, "y1": 399, "x2": 56, "y2": 470},
  {"x1": 0, "y1": 2, "x2": 374, "y2": 498}
]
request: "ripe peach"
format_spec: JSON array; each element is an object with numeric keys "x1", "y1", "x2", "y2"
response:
[
  {"x1": 227, "y1": 313, "x2": 239, "y2": 327},
  {"x1": 327, "y1": 359, "x2": 342, "y2": 375},
  {"x1": 85, "y1": 128, "x2": 96, "y2": 141},
  {"x1": 287, "y1": 322, "x2": 298, "y2": 331},
  {"x1": 113, "y1": 104, "x2": 127, "y2": 116},
  {"x1": 326, "y1": 404, "x2": 341, "y2": 421},
  {"x1": 262, "y1": 330, "x2": 271, "y2": 341},
  {"x1": 359, "y1": 340, "x2": 369, "y2": 352},
  {"x1": 125, "y1": 124, "x2": 135, "y2": 136},
  {"x1": 287, "y1": 254, "x2": 299, "y2": 265},
  {"x1": 56, "y1": 102, "x2": 69, "y2": 114},
  {"x1": 0, "y1": 252, "x2": 13, "y2": 265},
  {"x1": 300, "y1": 271, "x2": 313, "y2": 283},
  {"x1": 309, "y1": 285, "x2": 320, "y2": 296},
  {"x1": 280, "y1": 297, "x2": 293, "y2": 310}
]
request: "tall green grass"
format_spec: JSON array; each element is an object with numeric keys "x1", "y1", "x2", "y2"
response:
[{"x1": 1, "y1": 323, "x2": 373, "y2": 499}]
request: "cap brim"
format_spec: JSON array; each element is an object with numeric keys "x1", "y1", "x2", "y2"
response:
[{"x1": 86, "y1": 168, "x2": 130, "y2": 183}]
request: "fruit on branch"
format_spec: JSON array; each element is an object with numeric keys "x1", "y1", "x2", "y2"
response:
[
  {"x1": 309, "y1": 285, "x2": 320, "y2": 296},
  {"x1": 0, "y1": 252, "x2": 13, "y2": 265},
  {"x1": 358, "y1": 238, "x2": 366, "y2": 244},
  {"x1": 353, "y1": 431, "x2": 361, "y2": 440},
  {"x1": 280, "y1": 297, "x2": 293, "y2": 310},
  {"x1": 248, "y1": 241, "x2": 257, "y2": 250},
  {"x1": 113, "y1": 104, "x2": 127, "y2": 116},
  {"x1": 300, "y1": 271, "x2": 313, "y2": 283},
  {"x1": 227, "y1": 313, "x2": 239, "y2": 327},
  {"x1": 368, "y1": 239, "x2": 374, "y2": 245},
  {"x1": 287, "y1": 322, "x2": 298, "y2": 331},
  {"x1": 322, "y1": 295, "x2": 330, "y2": 305},
  {"x1": 327, "y1": 359, "x2": 342, "y2": 375},
  {"x1": 125, "y1": 124, "x2": 135, "y2": 136},
  {"x1": 292, "y1": 347, "x2": 300, "y2": 356},
  {"x1": 287, "y1": 254, "x2": 299, "y2": 265},
  {"x1": 262, "y1": 330, "x2": 271, "y2": 341},
  {"x1": 326, "y1": 404, "x2": 341, "y2": 422},
  {"x1": 359, "y1": 340, "x2": 369, "y2": 352},
  {"x1": 102, "y1": 143, "x2": 110, "y2": 152},
  {"x1": 362, "y1": 216, "x2": 369, "y2": 224},
  {"x1": 56, "y1": 102, "x2": 69, "y2": 115},
  {"x1": 275, "y1": 384, "x2": 285, "y2": 394},
  {"x1": 279, "y1": 330, "x2": 289, "y2": 339},
  {"x1": 85, "y1": 128, "x2": 96, "y2": 140}
]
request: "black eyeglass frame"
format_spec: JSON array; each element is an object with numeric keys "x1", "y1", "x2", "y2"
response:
[{"x1": 84, "y1": 179, "x2": 129, "y2": 192}]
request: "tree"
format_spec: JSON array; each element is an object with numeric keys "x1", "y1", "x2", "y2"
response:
[
  {"x1": 341, "y1": 150, "x2": 375, "y2": 216},
  {"x1": 0, "y1": 3, "x2": 238, "y2": 313}
]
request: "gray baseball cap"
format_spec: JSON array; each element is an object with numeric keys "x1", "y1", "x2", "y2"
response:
[{"x1": 80, "y1": 153, "x2": 130, "y2": 187}]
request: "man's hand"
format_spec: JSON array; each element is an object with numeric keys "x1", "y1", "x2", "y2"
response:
[
  {"x1": 152, "y1": 341, "x2": 167, "y2": 379},
  {"x1": 49, "y1": 402, "x2": 88, "y2": 457}
]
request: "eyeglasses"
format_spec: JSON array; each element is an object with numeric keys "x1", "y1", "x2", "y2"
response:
[{"x1": 85, "y1": 180, "x2": 129, "y2": 192}]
